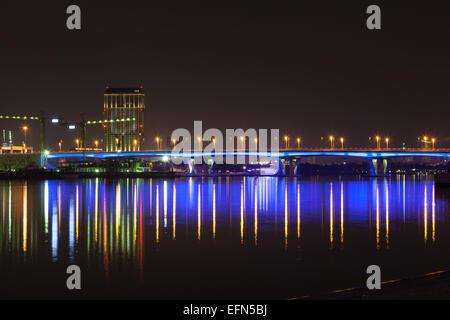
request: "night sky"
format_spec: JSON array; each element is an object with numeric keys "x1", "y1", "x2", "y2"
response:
[{"x1": 1, "y1": 1, "x2": 450, "y2": 150}]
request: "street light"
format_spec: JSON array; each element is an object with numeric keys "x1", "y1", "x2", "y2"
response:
[
  {"x1": 432, "y1": 138, "x2": 436, "y2": 150},
  {"x1": 133, "y1": 139, "x2": 138, "y2": 151},
  {"x1": 423, "y1": 136, "x2": 428, "y2": 149},
  {"x1": 375, "y1": 136, "x2": 380, "y2": 149},
  {"x1": 284, "y1": 136, "x2": 289, "y2": 149},
  {"x1": 385, "y1": 137, "x2": 389, "y2": 149},
  {"x1": 94, "y1": 140, "x2": 99, "y2": 149},
  {"x1": 198, "y1": 136, "x2": 203, "y2": 151},
  {"x1": 22, "y1": 125, "x2": 28, "y2": 147},
  {"x1": 329, "y1": 136, "x2": 334, "y2": 149},
  {"x1": 239, "y1": 136, "x2": 244, "y2": 151},
  {"x1": 75, "y1": 138, "x2": 80, "y2": 150},
  {"x1": 58, "y1": 140, "x2": 62, "y2": 152},
  {"x1": 44, "y1": 150, "x2": 50, "y2": 168},
  {"x1": 297, "y1": 138, "x2": 301, "y2": 150},
  {"x1": 340, "y1": 137, "x2": 344, "y2": 150},
  {"x1": 155, "y1": 137, "x2": 160, "y2": 150}
]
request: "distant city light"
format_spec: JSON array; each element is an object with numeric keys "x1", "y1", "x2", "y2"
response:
[
  {"x1": 51, "y1": 118, "x2": 60, "y2": 124},
  {"x1": 68, "y1": 124, "x2": 76, "y2": 130}
]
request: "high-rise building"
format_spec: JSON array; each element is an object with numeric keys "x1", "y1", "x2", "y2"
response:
[
  {"x1": 103, "y1": 87, "x2": 145, "y2": 152},
  {"x1": 1, "y1": 130, "x2": 13, "y2": 146}
]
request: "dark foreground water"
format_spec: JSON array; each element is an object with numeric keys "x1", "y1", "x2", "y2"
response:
[{"x1": 0, "y1": 175, "x2": 449, "y2": 299}]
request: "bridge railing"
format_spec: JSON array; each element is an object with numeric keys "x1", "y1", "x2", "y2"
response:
[{"x1": 43, "y1": 147, "x2": 450, "y2": 154}]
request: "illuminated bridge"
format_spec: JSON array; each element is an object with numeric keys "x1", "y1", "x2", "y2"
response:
[{"x1": 46, "y1": 149, "x2": 450, "y2": 176}]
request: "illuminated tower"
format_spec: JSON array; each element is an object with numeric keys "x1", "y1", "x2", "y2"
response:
[
  {"x1": 103, "y1": 87, "x2": 145, "y2": 152},
  {"x1": 2, "y1": 130, "x2": 12, "y2": 146}
]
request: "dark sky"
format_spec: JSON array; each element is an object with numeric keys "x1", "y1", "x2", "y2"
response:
[{"x1": 1, "y1": 0, "x2": 450, "y2": 150}]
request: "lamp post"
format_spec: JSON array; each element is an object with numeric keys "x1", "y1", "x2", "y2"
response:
[
  {"x1": 329, "y1": 136, "x2": 335, "y2": 149},
  {"x1": 94, "y1": 140, "x2": 99, "y2": 150},
  {"x1": 423, "y1": 136, "x2": 428, "y2": 149},
  {"x1": 58, "y1": 140, "x2": 62, "y2": 152},
  {"x1": 297, "y1": 138, "x2": 301, "y2": 150},
  {"x1": 22, "y1": 125, "x2": 28, "y2": 148},
  {"x1": 155, "y1": 137, "x2": 160, "y2": 151},
  {"x1": 375, "y1": 136, "x2": 380, "y2": 149},
  {"x1": 198, "y1": 136, "x2": 203, "y2": 152},
  {"x1": 44, "y1": 150, "x2": 49, "y2": 169},
  {"x1": 432, "y1": 138, "x2": 436, "y2": 150},
  {"x1": 340, "y1": 137, "x2": 344, "y2": 150},
  {"x1": 284, "y1": 136, "x2": 289, "y2": 150},
  {"x1": 75, "y1": 138, "x2": 80, "y2": 150},
  {"x1": 385, "y1": 137, "x2": 389, "y2": 149}
]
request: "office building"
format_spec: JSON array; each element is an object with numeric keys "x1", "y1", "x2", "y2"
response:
[{"x1": 103, "y1": 87, "x2": 145, "y2": 152}]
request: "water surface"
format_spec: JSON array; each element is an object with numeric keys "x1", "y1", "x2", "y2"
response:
[{"x1": 1, "y1": 175, "x2": 449, "y2": 299}]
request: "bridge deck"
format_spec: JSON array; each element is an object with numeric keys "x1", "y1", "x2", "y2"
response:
[{"x1": 46, "y1": 149, "x2": 450, "y2": 159}]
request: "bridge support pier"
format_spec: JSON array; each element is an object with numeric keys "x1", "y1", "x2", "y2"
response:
[
  {"x1": 277, "y1": 158, "x2": 301, "y2": 177},
  {"x1": 190, "y1": 161, "x2": 215, "y2": 176},
  {"x1": 192, "y1": 164, "x2": 204, "y2": 175},
  {"x1": 294, "y1": 159, "x2": 301, "y2": 176},
  {"x1": 207, "y1": 160, "x2": 214, "y2": 175},
  {"x1": 276, "y1": 159, "x2": 286, "y2": 176},
  {"x1": 367, "y1": 158, "x2": 389, "y2": 177}
]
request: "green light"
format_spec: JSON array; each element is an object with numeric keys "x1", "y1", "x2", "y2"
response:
[
  {"x1": 0, "y1": 115, "x2": 39, "y2": 120},
  {"x1": 84, "y1": 118, "x2": 137, "y2": 125}
]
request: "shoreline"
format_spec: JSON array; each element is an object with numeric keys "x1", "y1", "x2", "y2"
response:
[
  {"x1": 293, "y1": 270, "x2": 450, "y2": 300},
  {"x1": 0, "y1": 171, "x2": 448, "y2": 181}
]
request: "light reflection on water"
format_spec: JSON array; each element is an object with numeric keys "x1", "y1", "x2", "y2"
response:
[{"x1": 0, "y1": 175, "x2": 449, "y2": 299}]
